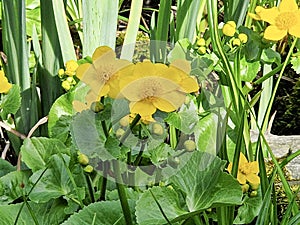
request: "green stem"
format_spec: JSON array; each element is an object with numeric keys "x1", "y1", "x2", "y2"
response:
[
  {"x1": 169, "y1": 125, "x2": 177, "y2": 149},
  {"x1": 112, "y1": 160, "x2": 133, "y2": 225},
  {"x1": 85, "y1": 173, "x2": 95, "y2": 203},
  {"x1": 261, "y1": 38, "x2": 297, "y2": 133}
]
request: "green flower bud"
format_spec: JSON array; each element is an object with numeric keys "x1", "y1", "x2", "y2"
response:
[
  {"x1": 119, "y1": 116, "x2": 129, "y2": 127},
  {"x1": 62, "y1": 80, "x2": 71, "y2": 91},
  {"x1": 90, "y1": 102, "x2": 104, "y2": 113},
  {"x1": 151, "y1": 123, "x2": 164, "y2": 136},
  {"x1": 196, "y1": 38, "x2": 206, "y2": 46},
  {"x1": 84, "y1": 165, "x2": 93, "y2": 173},
  {"x1": 184, "y1": 140, "x2": 196, "y2": 152},
  {"x1": 78, "y1": 153, "x2": 89, "y2": 165},
  {"x1": 249, "y1": 190, "x2": 258, "y2": 197},
  {"x1": 197, "y1": 46, "x2": 206, "y2": 55},
  {"x1": 116, "y1": 128, "x2": 125, "y2": 138}
]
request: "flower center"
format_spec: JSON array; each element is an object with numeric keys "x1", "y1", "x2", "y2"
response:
[
  {"x1": 140, "y1": 79, "x2": 162, "y2": 100},
  {"x1": 275, "y1": 12, "x2": 297, "y2": 30},
  {"x1": 239, "y1": 164, "x2": 251, "y2": 175},
  {"x1": 98, "y1": 64, "x2": 115, "y2": 83}
]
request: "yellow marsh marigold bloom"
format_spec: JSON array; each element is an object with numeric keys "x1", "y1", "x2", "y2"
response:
[
  {"x1": 65, "y1": 60, "x2": 78, "y2": 76},
  {"x1": 222, "y1": 21, "x2": 236, "y2": 37},
  {"x1": 119, "y1": 60, "x2": 198, "y2": 120},
  {"x1": 227, "y1": 152, "x2": 260, "y2": 185},
  {"x1": 0, "y1": 71, "x2": 12, "y2": 94},
  {"x1": 238, "y1": 33, "x2": 248, "y2": 43},
  {"x1": 76, "y1": 46, "x2": 131, "y2": 99},
  {"x1": 249, "y1": 0, "x2": 300, "y2": 41}
]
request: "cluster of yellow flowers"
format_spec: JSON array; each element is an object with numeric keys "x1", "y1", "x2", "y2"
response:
[
  {"x1": 249, "y1": 0, "x2": 300, "y2": 41},
  {"x1": 0, "y1": 70, "x2": 12, "y2": 94},
  {"x1": 58, "y1": 60, "x2": 78, "y2": 91},
  {"x1": 74, "y1": 46, "x2": 199, "y2": 121},
  {"x1": 222, "y1": 21, "x2": 248, "y2": 47},
  {"x1": 227, "y1": 152, "x2": 260, "y2": 196}
]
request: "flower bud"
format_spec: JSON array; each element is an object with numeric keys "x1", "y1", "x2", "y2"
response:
[
  {"x1": 249, "y1": 190, "x2": 258, "y2": 197},
  {"x1": 119, "y1": 115, "x2": 130, "y2": 127},
  {"x1": 197, "y1": 46, "x2": 206, "y2": 55},
  {"x1": 196, "y1": 38, "x2": 206, "y2": 46},
  {"x1": 66, "y1": 76, "x2": 76, "y2": 85},
  {"x1": 151, "y1": 123, "x2": 164, "y2": 136},
  {"x1": 241, "y1": 183, "x2": 249, "y2": 193},
  {"x1": 222, "y1": 21, "x2": 236, "y2": 37},
  {"x1": 238, "y1": 33, "x2": 248, "y2": 43},
  {"x1": 90, "y1": 101, "x2": 104, "y2": 112},
  {"x1": 84, "y1": 165, "x2": 93, "y2": 173},
  {"x1": 65, "y1": 60, "x2": 78, "y2": 76},
  {"x1": 116, "y1": 128, "x2": 125, "y2": 138},
  {"x1": 233, "y1": 38, "x2": 241, "y2": 46},
  {"x1": 58, "y1": 69, "x2": 65, "y2": 78},
  {"x1": 62, "y1": 80, "x2": 71, "y2": 91},
  {"x1": 78, "y1": 153, "x2": 89, "y2": 165},
  {"x1": 184, "y1": 140, "x2": 196, "y2": 152}
]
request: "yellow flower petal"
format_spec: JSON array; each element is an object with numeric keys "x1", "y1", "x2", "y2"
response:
[
  {"x1": 0, "y1": 82, "x2": 12, "y2": 94},
  {"x1": 159, "y1": 91, "x2": 186, "y2": 109},
  {"x1": 239, "y1": 152, "x2": 248, "y2": 165},
  {"x1": 180, "y1": 77, "x2": 199, "y2": 93},
  {"x1": 99, "y1": 84, "x2": 110, "y2": 97},
  {"x1": 249, "y1": 161, "x2": 259, "y2": 174},
  {"x1": 257, "y1": 7, "x2": 279, "y2": 24},
  {"x1": 76, "y1": 63, "x2": 91, "y2": 80},
  {"x1": 92, "y1": 46, "x2": 115, "y2": 61},
  {"x1": 264, "y1": 25, "x2": 287, "y2": 40},
  {"x1": 279, "y1": 0, "x2": 298, "y2": 12},
  {"x1": 134, "y1": 61, "x2": 156, "y2": 78},
  {"x1": 237, "y1": 172, "x2": 247, "y2": 184},
  {"x1": 152, "y1": 97, "x2": 177, "y2": 113},
  {"x1": 289, "y1": 12, "x2": 300, "y2": 37},
  {"x1": 246, "y1": 173, "x2": 260, "y2": 184},
  {"x1": 130, "y1": 100, "x2": 156, "y2": 117},
  {"x1": 248, "y1": 12, "x2": 261, "y2": 20}
]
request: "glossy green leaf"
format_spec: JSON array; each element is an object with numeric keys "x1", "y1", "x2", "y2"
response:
[
  {"x1": 62, "y1": 200, "x2": 136, "y2": 225},
  {"x1": 0, "y1": 199, "x2": 67, "y2": 225},
  {"x1": 136, "y1": 186, "x2": 186, "y2": 225},
  {"x1": 261, "y1": 48, "x2": 281, "y2": 65},
  {"x1": 234, "y1": 193, "x2": 262, "y2": 224},
  {"x1": 29, "y1": 154, "x2": 84, "y2": 203},
  {"x1": 165, "y1": 109, "x2": 198, "y2": 135},
  {"x1": 21, "y1": 137, "x2": 69, "y2": 172},
  {"x1": 48, "y1": 82, "x2": 89, "y2": 141},
  {"x1": 0, "y1": 85, "x2": 21, "y2": 119},
  {"x1": 0, "y1": 170, "x2": 31, "y2": 204},
  {"x1": 136, "y1": 152, "x2": 242, "y2": 224},
  {"x1": 0, "y1": 159, "x2": 15, "y2": 177},
  {"x1": 240, "y1": 57, "x2": 260, "y2": 82},
  {"x1": 194, "y1": 113, "x2": 218, "y2": 154}
]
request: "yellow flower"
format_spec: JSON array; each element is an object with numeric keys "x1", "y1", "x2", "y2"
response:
[
  {"x1": 0, "y1": 71, "x2": 12, "y2": 94},
  {"x1": 119, "y1": 60, "x2": 198, "y2": 120},
  {"x1": 196, "y1": 38, "x2": 206, "y2": 46},
  {"x1": 58, "y1": 69, "x2": 65, "y2": 78},
  {"x1": 65, "y1": 60, "x2": 78, "y2": 76},
  {"x1": 249, "y1": 0, "x2": 300, "y2": 41},
  {"x1": 222, "y1": 21, "x2": 236, "y2": 37},
  {"x1": 233, "y1": 38, "x2": 241, "y2": 46},
  {"x1": 227, "y1": 152, "x2": 260, "y2": 185},
  {"x1": 238, "y1": 33, "x2": 248, "y2": 43},
  {"x1": 76, "y1": 46, "x2": 131, "y2": 99}
]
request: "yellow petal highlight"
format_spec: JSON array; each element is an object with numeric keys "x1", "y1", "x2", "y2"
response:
[
  {"x1": 279, "y1": 0, "x2": 298, "y2": 12},
  {"x1": 76, "y1": 63, "x2": 90, "y2": 80},
  {"x1": 237, "y1": 173, "x2": 247, "y2": 185},
  {"x1": 180, "y1": 77, "x2": 199, "y2": 93},
  {"x1": 264, "y1": 25, "x2": 287, "y2": 40},
  {"x1": 246, "y1": 173, "x2": 260, "y2": 184}
]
